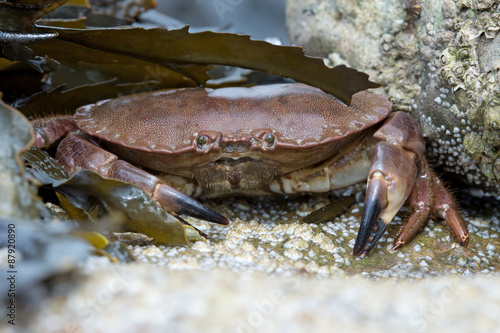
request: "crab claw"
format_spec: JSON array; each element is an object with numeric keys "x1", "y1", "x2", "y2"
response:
[
  {"x1": 353, "y1": 174, "x2": 390, "y2": 257},
  {"x1": 56, "y1": 134, "x2": 229, "y2": 225},
  {"x1": 105, "y1": 160, "x2": 229, "y2": 225},
  {"x1": 353, "y1": 141, "x2": 417, "y2": 257},
  {"x1": 152, "y1": 184, "x2": 229, "y2": 225}
]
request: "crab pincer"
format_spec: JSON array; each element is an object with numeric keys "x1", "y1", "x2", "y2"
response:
[
  {"x1": 148, "y1": 178, "x2": 230, "y2": 225},
  {"x1": 59, "y1": 135, "x2": 229, "y2": 225},
  {"x1": 33, "y1": 127, "x2": 229, "y2": 226},
  {"x1": 353, "y1": 112, "x2": 468, "y2": 257}
]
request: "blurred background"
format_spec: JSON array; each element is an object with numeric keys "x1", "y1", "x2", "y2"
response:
[{"x1": 153, "y1": 0, "x2": 289, "y2": 43}]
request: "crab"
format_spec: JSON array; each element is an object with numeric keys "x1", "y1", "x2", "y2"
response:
[{"x1": 32, "y1": 83, "x2": 469, "y2": 257}]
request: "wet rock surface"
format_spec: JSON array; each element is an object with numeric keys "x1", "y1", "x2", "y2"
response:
[
  {"x1": 5, "y1": 190, "x2": 499, "y2": 333},
  {"x1": 12, "y1": 265, "x2": 500, "y2": 333},
  {"x1": 128, "y1": 191, "x2": 500, "y2": 279}
]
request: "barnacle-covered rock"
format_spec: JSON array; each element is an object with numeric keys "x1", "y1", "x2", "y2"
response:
[{"x1": 286, "y1": 0, "x2": 500, "y2": 198}]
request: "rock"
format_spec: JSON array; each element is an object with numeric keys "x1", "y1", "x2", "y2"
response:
[
  {"x1": 9, "y1": 265, "x2": 500, "y2": 333},
  {"x1": 286, "y1": 0, "x2": 500, "y2": 198}
]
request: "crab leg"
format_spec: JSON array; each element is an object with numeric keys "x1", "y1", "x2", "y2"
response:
[
  {"x1": 353, "y1": 112, "x2": 425, "y2": 257},
  {"x1": 31, "y1": 115, "x2": 77, "y2": 149},
  {"x1": 55, "y1": 134, "x2": 229, "y2": 225},
  {"x1": 270, "y1": 135, "x2": 373, "y2": 194},
  {"x1": 389, "y1": 159, "x2": 434, "y2": 250},
  {"x1": 432, "y1": 180, "x2": 469, "y2": 246},
  {"x1": 390, "y1": 160, "x2": 469, "y2": 250}
]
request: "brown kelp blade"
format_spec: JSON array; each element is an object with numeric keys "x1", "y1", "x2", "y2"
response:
[{"x1": 34, "y1": 26, "x2": 378, "y2": 104}]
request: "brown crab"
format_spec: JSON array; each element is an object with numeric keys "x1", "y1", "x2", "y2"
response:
[{"x1": 32, "y1": 83, "x2": 468, "y2": 257}]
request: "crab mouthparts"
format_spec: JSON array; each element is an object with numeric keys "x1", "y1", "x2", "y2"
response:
[
  {"x1": 193, "y1": 157, "x2": 277, "y2": 195},
  {"x1": 215, "y1": 156, "x2": 256, "y2": 164}
]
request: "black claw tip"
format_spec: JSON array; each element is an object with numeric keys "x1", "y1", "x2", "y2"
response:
[
  {"x1": 177, "y1": 197, "x2": 230, "y2": 225},
  {"x1": 158, "y1": 186, "x2": 230, "y2": 225},
  {"x1": 353, "y1": 198, "x2": 388, "y2": 257},
  {"x1": 171, "y1": 193, "x2": 229, "y2": 225}
]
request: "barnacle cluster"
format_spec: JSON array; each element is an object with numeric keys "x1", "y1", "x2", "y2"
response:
[{"x1": 438, "y1": 1, "x2": 500, "y2": 187}]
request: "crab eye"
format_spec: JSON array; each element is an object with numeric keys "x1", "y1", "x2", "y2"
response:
[
  {"x1": 263, "y1": 132, "x2": 275, "y2": 147},
  {"x1": 196, "y1": 135, "x2": 210, "y2": 148}
]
